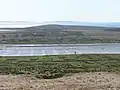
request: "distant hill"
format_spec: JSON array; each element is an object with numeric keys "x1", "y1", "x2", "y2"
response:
[
  {"x1": 0, "y1": 24, "x2": 120, "y2": 32},
  {"x1": 26, "y1": 24, "x2": 107, "y2": 31},
  {"x1": 41, "y1": 21, "x2": 120, "y2": 28},
  {"x1": 0, "y1": 22, "x2": 120, "y2": 44},
  {"x1": 0, "y1": 21, "x2": 120, "y2": 29},
  {"x1": 25, "y1": 21, "x2": 120, "y2": 31}
]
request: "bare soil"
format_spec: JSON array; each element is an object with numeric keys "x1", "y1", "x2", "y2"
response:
[{"x1": 0, "y1": 72, "x2": 120, "y2": 90}]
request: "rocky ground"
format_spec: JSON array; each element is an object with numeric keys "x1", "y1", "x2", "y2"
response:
[{"x1": 0, "y1": 72, "x2": 120, "y2": 90}]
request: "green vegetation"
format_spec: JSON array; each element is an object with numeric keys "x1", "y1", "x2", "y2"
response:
[
  {"x1": 0, "y1": 54, "x2": 120, "y2": 79},
  {"x1": 1, "y1": 25, "x2": 120, "y2": 44}
]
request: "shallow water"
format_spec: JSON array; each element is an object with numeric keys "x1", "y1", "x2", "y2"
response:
[{"x1": 0, "y1": 43, "x2": 120, "y2": 56}]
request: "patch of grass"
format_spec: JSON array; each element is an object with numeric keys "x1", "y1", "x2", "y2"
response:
[{"x1": 0, "y1": 54, "x2": 120, "y2": 79}]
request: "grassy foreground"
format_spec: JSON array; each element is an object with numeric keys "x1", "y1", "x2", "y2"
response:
[{"x1": 0, "y1": 54, "x2": 120, "y2": 79}]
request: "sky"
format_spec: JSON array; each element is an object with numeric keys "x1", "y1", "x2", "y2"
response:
[{"x1": 0, "y1": 0, "x2": 120, "y2": 22}]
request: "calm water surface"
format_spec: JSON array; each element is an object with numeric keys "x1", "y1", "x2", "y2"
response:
[{"x1": 0, "y1": 43, "x2": 120, "y2": 56}]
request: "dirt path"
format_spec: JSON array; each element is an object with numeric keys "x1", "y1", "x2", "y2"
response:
[{"x1": 0, "y1": 72, "x2": 120, "y2": 90}]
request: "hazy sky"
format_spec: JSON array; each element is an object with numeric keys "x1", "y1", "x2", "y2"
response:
[{"x1": 0, "y1": 0, "x2": 120, "y2": 22}]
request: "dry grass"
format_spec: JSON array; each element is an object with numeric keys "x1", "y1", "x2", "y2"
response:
[{"x1": 0, "y1": 72, "x2": 120, "y2": 90}]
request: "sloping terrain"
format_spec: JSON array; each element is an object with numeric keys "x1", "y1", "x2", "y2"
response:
[{"x1": 0, "y1": 25, "x2": 120, "y2": 44}]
